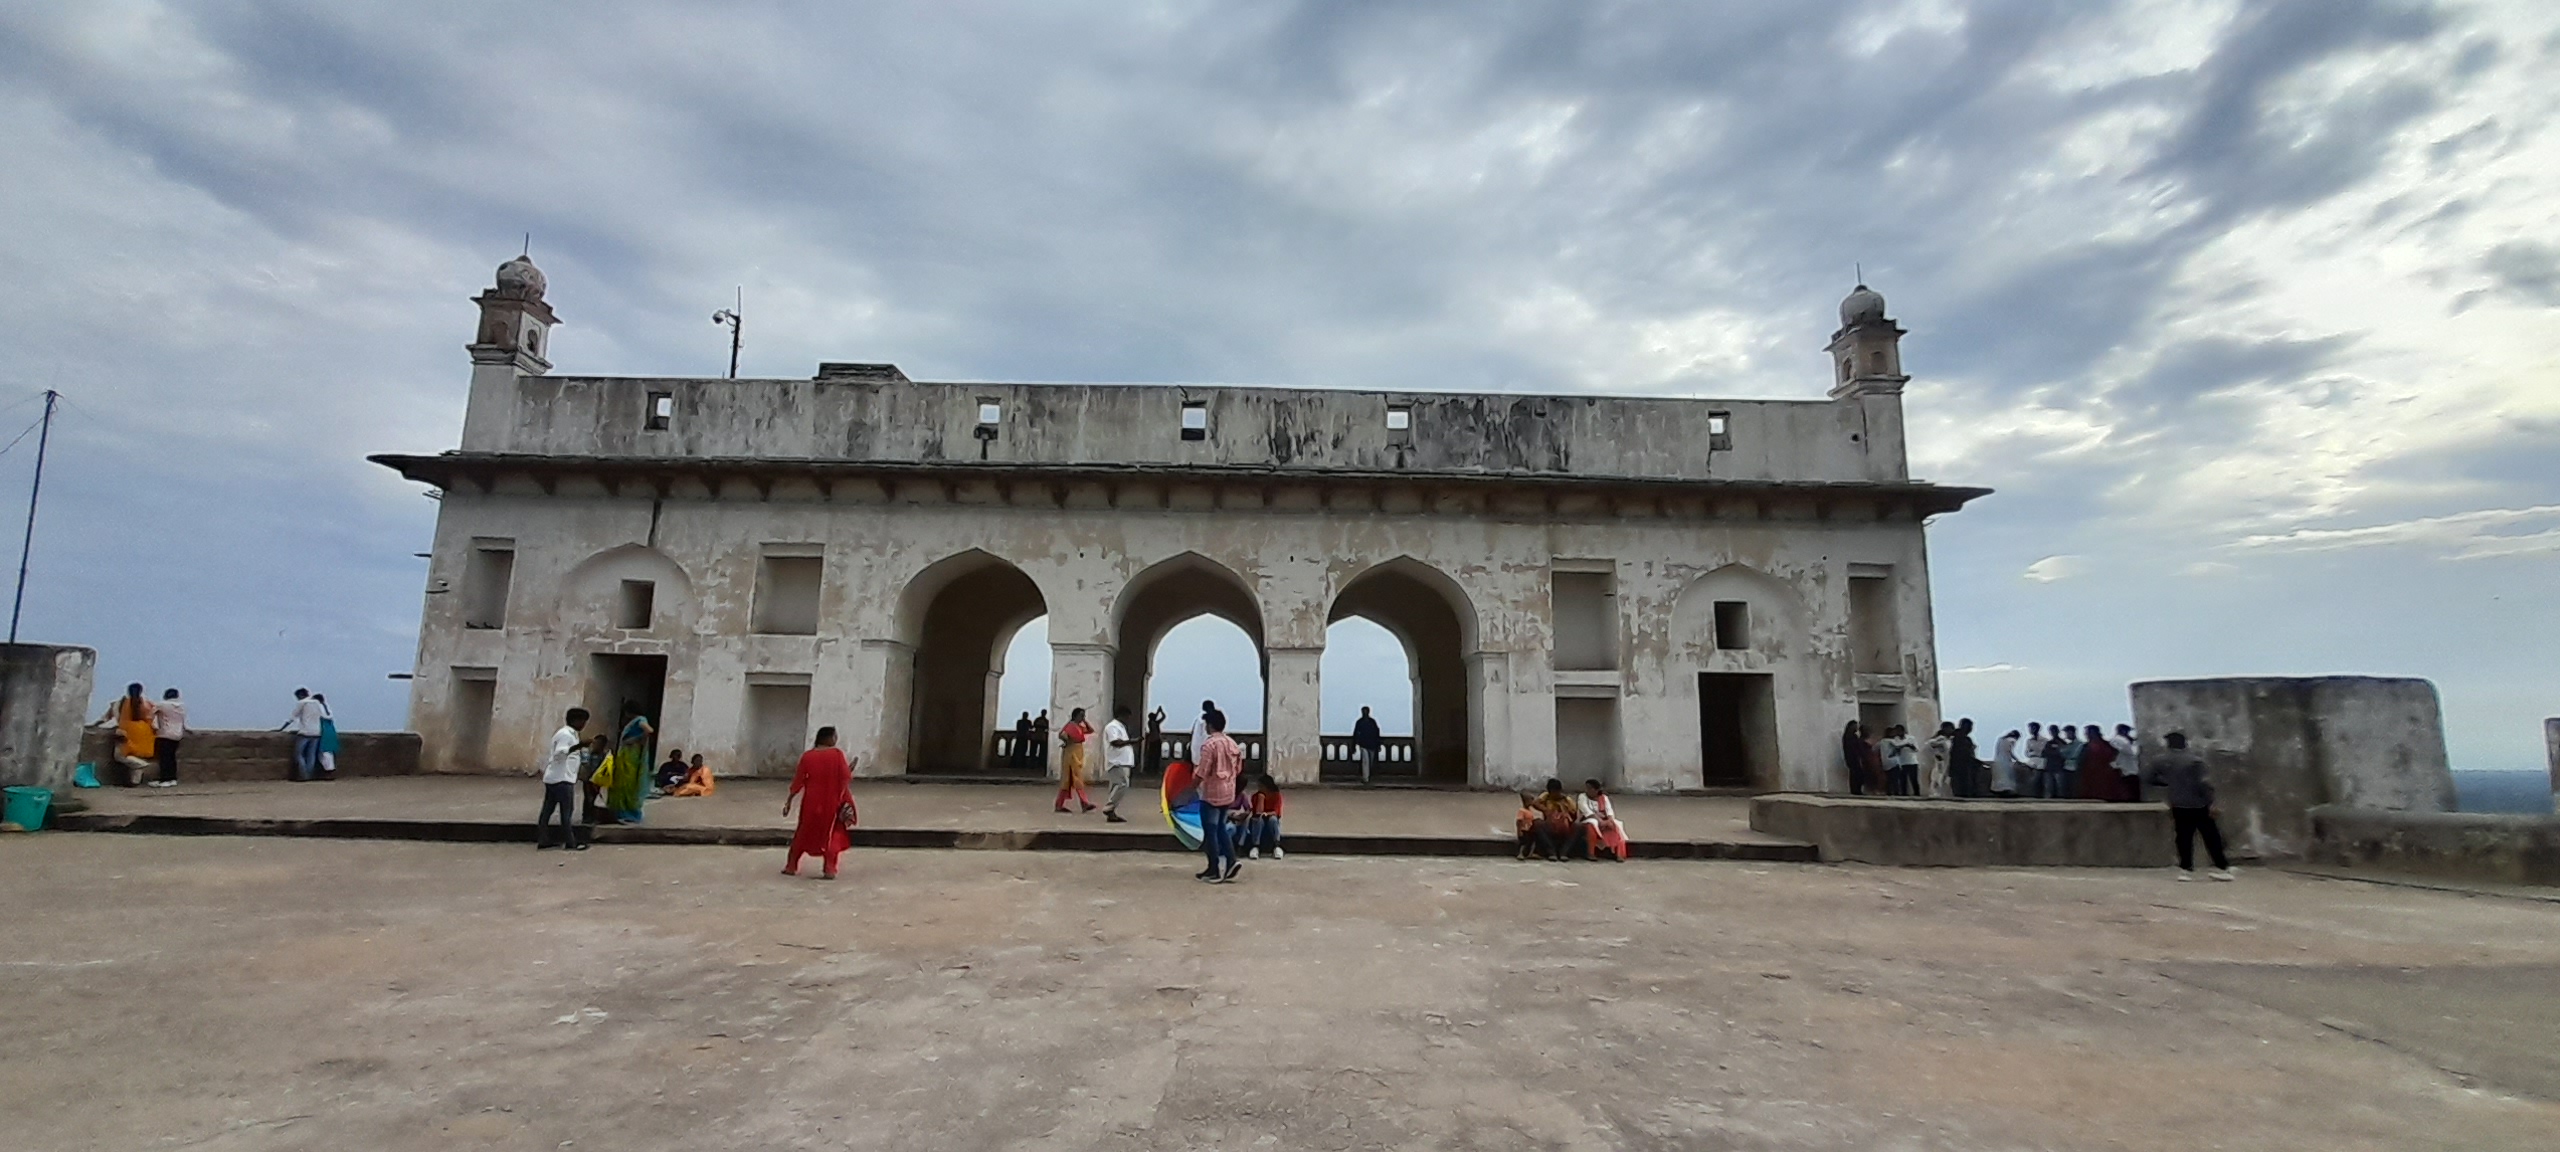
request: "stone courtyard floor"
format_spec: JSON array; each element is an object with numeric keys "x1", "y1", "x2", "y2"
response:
[{"x1": 7, "y1": 834, "x2": 2560, "y2": 1150}]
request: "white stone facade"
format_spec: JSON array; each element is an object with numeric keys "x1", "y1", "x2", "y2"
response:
[{"x1": 377, "y1": 262, "x2": 1985, "y2": 792}]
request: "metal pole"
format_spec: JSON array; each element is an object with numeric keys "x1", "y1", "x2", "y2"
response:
[
  {"x1": 727, "y1": 287, "x2": 742, "y2": 379},
  {"x1": 10, "y1": 390, "x2": 59, "y2": 643}
]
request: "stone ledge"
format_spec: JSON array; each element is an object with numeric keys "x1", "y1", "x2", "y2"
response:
[
  {"x1": 76, "y1": 730, "x2": 421, "y2": 783},
  {"x1": 47, "y1": 812, "x2": 1817, "y2": 862},
  {"x1": 1750, "y1": 793, "x2": 2176, "y2": 867},
  {"x1": 2307, "y1": 805, "x2": 2560, "y2": 888}
]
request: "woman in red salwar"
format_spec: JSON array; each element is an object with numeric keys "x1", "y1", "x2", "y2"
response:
[{"x1": 782, "y1": 726, "x2": 855, "y2": 880}]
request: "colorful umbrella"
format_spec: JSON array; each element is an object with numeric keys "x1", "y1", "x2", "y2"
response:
[{"x1": 1160, "y1": 758, "x2": 1204, "y2": 850}]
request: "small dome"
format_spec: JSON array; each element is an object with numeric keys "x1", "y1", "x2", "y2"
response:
[
  {"x1": 493, "y1": 256, "x2": 546, "y2": 300},
  {"x1": 1839, "y1": 283, "x2": 1886, "y2": 327}
]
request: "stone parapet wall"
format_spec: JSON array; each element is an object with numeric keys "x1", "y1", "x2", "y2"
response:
[
  {"x1": 76, "y1": 729, "x2": 422, "y2": 783},
  {"x1": 2129, "y1": 677, "x2": 2455, "y2": 860},
  {"x1": 1749, "y1": 794, "x2": 2175, "y2": 867},
  {"x1": 0, "y1": 643, "x2": 96, "y2": 791},
  {"x1": 2309, "y1": 805, "x2": 2560, "y2": 888}
]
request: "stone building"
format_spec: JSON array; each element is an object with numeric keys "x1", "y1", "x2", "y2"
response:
[{"x1": 374, "y1": 260, "x2": 1986, "y2": 791}]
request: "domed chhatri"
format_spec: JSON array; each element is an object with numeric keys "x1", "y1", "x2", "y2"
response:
[
  {"x1": 1839, "y1": 283, "x2": 1886, "y2": 327},
  {"x1": 493, "y1": 256, "x2": 547, "y2": 301}
]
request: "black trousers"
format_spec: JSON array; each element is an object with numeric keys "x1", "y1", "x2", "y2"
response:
[
  {"x1": 540, "y1": 781, "x2": 580, "y2": 846},
  {"x1": 2172, "y1": 806, "x2": 2229, "y2": 871},
  {"x1": 155, "y1": 737, "x2": 181, "y2": 783}
]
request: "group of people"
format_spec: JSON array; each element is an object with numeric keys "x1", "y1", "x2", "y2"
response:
[
  {"x1": 535, "y1": 702, "x2": 659, "y2": 847},
  {"x1": 1514, "y1": 778, "x2": 1629, "y2": 861},
  {"x1": 1840, "y1": 717, "x2": 2148, "y2": 802},
  {"x1": 94, "y1": 682, "x2": 188, "y2": 787}
]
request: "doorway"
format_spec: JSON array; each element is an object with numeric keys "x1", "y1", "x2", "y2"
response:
[
  {"x1": 1697, "y1": 672, "x2": 1777, "y2": 789},
  {"x1": 588, "y1": 654, "x2": 669, "y2": 750},
  {"x1": 449, "y1": 671, "x2": 497, "y2": 771}
]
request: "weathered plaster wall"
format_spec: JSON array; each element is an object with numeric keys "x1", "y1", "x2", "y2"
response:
[
  {"x1": 461, "y1": 375, "x2": 1898, "y2": 486},
  {"x1": 2548, "y1": 717, "x2": 2559, "y2": 807},
  {"x1": 0, "y1": 642, "x2": 96, "y2": 791},
  {"x1": 2129, "y1": 677, "x2": 2456, "y2": 859},
  {"x1": 2310, "y1": 805, "x2": 2560, "y2": 887},
  {"x1": 408, "y1": 488, "x2": 1942, "y2": 793}
]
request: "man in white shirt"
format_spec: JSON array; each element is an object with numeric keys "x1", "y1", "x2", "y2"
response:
[
  {"x1": 1101, "y1": 704, "x2": 1139, "y2": 823},
  {"x1": 150, "y1": 687, "x2": 188, "y2": 788},
  {"x1": 539, "y1": 707, "x2": 591, "y2": 850},
  {"x1": 2111, "y1": 724, "x2": 2142, "y2": 802},
  {"x1": 1189, "y1": 700, "x2": 1215, "y2": 765},
  {"x1": 280, "y1": 688, "x2": 327, "y2": 782}
]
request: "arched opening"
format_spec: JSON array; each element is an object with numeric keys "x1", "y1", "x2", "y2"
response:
[
  {"x1": 993, "y1": 615, "x2": 1053, "y2": 773},
  {"x1": 1321, "y1": 615, "x2": 1415, "y2": 779},
  {"x1": 1671, "y1": 563, "x2": 1804, "y2": 790},
  {"x1": 898, "y1": 551, "x2": 1047, "y2": 775},
  {"x1": 559, "y1": 544, "x2": 695, "y2": 757},
  {"x1": 1327, "y1": 557, "x2": 1475, "y2": 784},
  {"x1": 1111, "y1": 554, "x2": 1267, "y2": 773}
]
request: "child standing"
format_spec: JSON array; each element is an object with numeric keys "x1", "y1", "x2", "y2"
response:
[
  {"x1": 1514, "y1": 793, "x2": 1540, "y2": 859},
  {"x1": 1243, "y1": 776, "x2": 1285, "y2": 859}
]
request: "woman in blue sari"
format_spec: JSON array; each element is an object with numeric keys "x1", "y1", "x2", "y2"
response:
[{"x1": 605, "y1": 704, "x2": 654, "y2": 823}]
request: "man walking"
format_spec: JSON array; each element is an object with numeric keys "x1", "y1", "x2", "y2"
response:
[
  {"x1": 2146, "y1": 732, "x2": 2234, "y2": 880},
  {"x1": 280, "y1": 688, "x2": 327, "y2": 782},
  {"x1": 1352, "y1": 706, "x2": 1383, "y2": 783},
  {"x1": 539, "y1": 707, "x2": 590, "y2": 850},
  {"x1": 151, "y1": 687, "x2": 187, "y2": 788},
  {"x1": 1101, "y1": 704, "x2": 1138, "y2": 823}
]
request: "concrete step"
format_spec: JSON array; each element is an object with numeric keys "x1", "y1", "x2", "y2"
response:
[{"x1": 49, "y1": 810, "x2": 1817, "y2": 862}]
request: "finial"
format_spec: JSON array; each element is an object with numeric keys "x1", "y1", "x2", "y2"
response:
[
  {"x1": 1854, "y1": 261, "x2": 1863, "y2": 286},
  {"x1": 522, "y1": 233, "x2": 531, "y2": 258}
]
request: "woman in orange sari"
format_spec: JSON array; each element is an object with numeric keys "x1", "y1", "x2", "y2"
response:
[
  {"x1": 97, "y1": 682, "x2": 157, "y2": 787},
  {"x1": 781, "y1": 727, "x2": 854, "y2": 879}
]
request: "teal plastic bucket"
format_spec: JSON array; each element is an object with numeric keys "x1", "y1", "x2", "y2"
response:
[{"x1": 3, "y1": 786, "x2": 51, "y2": 830}]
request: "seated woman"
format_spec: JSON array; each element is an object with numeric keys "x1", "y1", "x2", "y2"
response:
[
  {"x1": 1578, "y1": 779, "x2": 1629, "y2": 861},
  {"x1": 669, "y1": 753, "x2": 716, "y2": 797},
  {"x1": 653, "y1": 749, "x2": 691, "y2": 795},
  {"x1": 1533, "y1": 778, "x2": 1582, "y2": 860}
]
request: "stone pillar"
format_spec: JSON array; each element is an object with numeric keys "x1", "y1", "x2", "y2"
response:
[
  {"x1": 854, "y1": 639, "x2": 913, "y2": 776},
  {"x1": 1263, "y1": 647, "x2": 1322, "y2": 785},
  {"x1": 0, "y1": 643, "x2": 97, "y2": 792},
  {"x1": 2547, "y1": 718, "x2": 2559, "y2": 814},
  {"x1": 1049, "y1": 641, "x2": 1114, "y2": 782}
]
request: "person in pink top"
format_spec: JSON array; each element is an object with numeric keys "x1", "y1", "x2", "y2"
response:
[{"x1": 1193, "y1": 710, "x2": 1245, "y2": 883}]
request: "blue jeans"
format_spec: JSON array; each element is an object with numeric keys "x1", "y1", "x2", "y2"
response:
[
  {"x1": 1241, "y1": 814, "x2": 1280, "y2": 851},
  {"x1": 1200, "y1": 802, "x2": 1235, "y2": 873},
  {"x1": 293, "y1": 735, "x2": 322, "y2": 780}
]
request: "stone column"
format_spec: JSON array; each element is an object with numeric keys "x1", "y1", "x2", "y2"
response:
[
  {"x1": 2547, "y1": 718, "x2": 2559, "y2": 813},
  {"x1": 1263, "y1": 647, "x2": 1322, "y2": 785},
  {"x1": 1049, "y1": 641, "x2": 1115, "y2": 782}
]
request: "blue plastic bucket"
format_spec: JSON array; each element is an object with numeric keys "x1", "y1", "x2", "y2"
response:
[{"x1": 3, "y1": 785, "x2": 51, "y2": 830}]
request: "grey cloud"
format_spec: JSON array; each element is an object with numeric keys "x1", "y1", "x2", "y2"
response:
[{"x1": 2480, "y1": 240, "x2": 2560, "y2": 305}]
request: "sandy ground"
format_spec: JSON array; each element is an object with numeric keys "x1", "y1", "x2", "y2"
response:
[
  {"x1": 6, "y1": 834, "x2": 2560, "y2": 1151},
  {"x1": 68, "y1": 776, "x2": 1785, "y2": 845}
]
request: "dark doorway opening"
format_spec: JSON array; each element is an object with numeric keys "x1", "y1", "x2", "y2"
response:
[
  {"x1": 589, "y1": 654, "x2": 668, "y2": 757},
  {"x1": 1698, "y1": 672, "x2": 1776, "y2": 788}
]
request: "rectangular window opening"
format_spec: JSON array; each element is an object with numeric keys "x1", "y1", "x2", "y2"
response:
[
  {"x1": 1386, "y1": 406, "x2": 1411, "y2": 433},
  {"x1": 1712, "y1": 600, "x2": 1750, "y2": 650},
  {"x1": 1551, "y1": 568, "x2": 1619, "y2": 671},
  {"x1": 1180, "y1": 401, "x2": 1208, "y2": 441},
  {"x1": 617, "y1": 580, "x2": 656, "y2": 630},
  {"x1": 461, "y1": 543, "x2": 514, "y2": 630},
  {"x1": 752, "y1": 554, "x2": 824, "y2": 635},
  {"x1": 977, "y1": 400, "x2": 1002, "y2": 425},
  {"x1": 1848, "y1": 571, "x2": 1898, "y2": 675},
  {"x1": 449, "y1": 671, "x2": 498, "y2": 771},
  {"x1": 646, "y1": 391, "x2": 674, "y2": 431},
  {"x1": 1708, "y1": 410, "x2": 1732, "y2": 451}
]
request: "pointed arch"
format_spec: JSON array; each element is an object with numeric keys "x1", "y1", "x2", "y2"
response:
[
  {"x1": 1325, "y1": 555, "x2": 1478, "y2": 783},
  {"x1": 1110, "y1": 552, "x2": 1268, "y2": 739},
  {"x1": 1669, "y1": 562, "x2": 1810, "y2": 789},
  {"x1": 895, "y1": 549, "x2": 1049, "y2": 774},
  {"x1": 559, "y1": 543, "x2": 696, "y2": 631}
]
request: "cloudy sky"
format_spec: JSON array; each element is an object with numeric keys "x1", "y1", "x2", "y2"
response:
[{"x1": 1, "y1": 0, "x2": 2553, "y2": 769}]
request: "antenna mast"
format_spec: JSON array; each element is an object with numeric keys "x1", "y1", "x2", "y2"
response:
[
  {"x1": 712, "y1": 287, "x2": 743, "y2": 379},
  {"x1": 10, "y1": 390, "x2": 59, "y2": 643}
]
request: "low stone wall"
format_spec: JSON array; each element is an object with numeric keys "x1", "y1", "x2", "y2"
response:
[
  {"x1": 75, "y1": 729, "x2": 421, "y2": 783},
  {"x1": 1750, "y1": 794, "x2": 2176, "y2": 867},
  {"x1": 2308, "y1": 805, "x2": 2560, "y2": 888}
]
